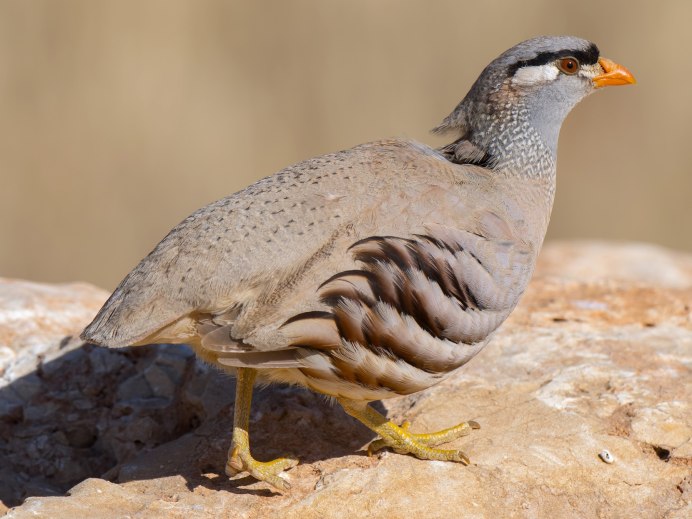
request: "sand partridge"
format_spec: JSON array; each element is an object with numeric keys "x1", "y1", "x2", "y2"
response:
[{"x1": 82, "y1": 36, "x2": 635, "y2": 490}]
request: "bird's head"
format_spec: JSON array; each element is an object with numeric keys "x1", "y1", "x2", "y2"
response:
[{"x1": 435, "y1": 36, "x2": 635, "y2": 169}]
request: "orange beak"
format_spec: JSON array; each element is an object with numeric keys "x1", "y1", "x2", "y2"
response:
[{"x1": 592, "y1": 57, "x2": 636, "y2": 88}]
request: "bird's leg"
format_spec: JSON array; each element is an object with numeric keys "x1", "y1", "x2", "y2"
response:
[
  {"x1": 225, "y1": 367, "x2": 298, "y2": 491},
  {"x1": 338, "y1": 398, "x2": 479, "y2": 463}
]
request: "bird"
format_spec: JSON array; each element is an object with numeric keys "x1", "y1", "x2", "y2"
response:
[{"x1": 81, "y1": 36, "x2": 635, "y2": 491}]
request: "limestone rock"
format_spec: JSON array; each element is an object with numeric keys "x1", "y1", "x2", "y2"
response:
[
  {"x1": 0, "y1": 279, "x2": 232, "y2": 510},
  {"x1": 2, "y1": 243, "x2": 691, "y2": 518}
]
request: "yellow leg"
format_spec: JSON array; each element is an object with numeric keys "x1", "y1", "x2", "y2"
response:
[
  {"x1": 226, "y1": 368, "x2": 298, "y2": 491},
  {"x1": 338, "y1": 398, "x2": 480, "y2": 464}
]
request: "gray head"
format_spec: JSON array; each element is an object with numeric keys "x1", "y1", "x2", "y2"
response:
[{"x1": 436, "y1": 36, "x2": 635, "y2": 170}]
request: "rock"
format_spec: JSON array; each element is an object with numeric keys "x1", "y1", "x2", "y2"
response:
[
  {"x1": 0, "y1": 280, "x2": 223, "y2": 509},
  {"x1": 2, "y1": 243, "x2": 691, "y2": 518},
  {"x1": 144, "y1": 364, "x2": 177, "y2": 400},
  {"x1": 116, "y1": 372, "x2": 155, "y2": 401},
  {"x1": 0, "y1": 279, "x2": 107, "y2": 380}
]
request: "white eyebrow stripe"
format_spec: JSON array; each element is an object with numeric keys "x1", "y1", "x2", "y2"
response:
[{"x1": 512, "y1": 64, "x2": 559, "y2": 86}]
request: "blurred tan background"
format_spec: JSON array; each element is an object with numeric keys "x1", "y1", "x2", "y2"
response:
[{"x1": 1, "y1": 0, "x2": 690, "y2": 290}]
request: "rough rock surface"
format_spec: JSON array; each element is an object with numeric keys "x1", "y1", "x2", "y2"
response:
[
  {"x1": 0, "y1": 280, "x2": 233, "y2": 512},
  {"x1": 2, "y1": 242, "x2": 691, "y2": 518}
]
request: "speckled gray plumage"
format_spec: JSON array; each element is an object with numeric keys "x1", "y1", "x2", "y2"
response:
[{"x1": 83, "y1": 36, "x2": 607, "y2": 401}]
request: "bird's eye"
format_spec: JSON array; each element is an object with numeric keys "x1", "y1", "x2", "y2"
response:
[{"x1": 557, "y1": 57, "x2": 580, "y2": 75}]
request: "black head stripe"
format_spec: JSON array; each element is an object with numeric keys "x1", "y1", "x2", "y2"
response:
[{"x1": 508, "y1": 43, "x2": 600, "y2": 76}]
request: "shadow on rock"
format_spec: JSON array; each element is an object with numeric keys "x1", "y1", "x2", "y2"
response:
[
  {"x1": 110, "y1": 368, "x2": 381, "y2": 496},
  {"x1": 0, "y1": 340, "x2": 379, "y2": 506}
]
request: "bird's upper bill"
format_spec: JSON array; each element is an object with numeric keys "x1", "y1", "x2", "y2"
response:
[{"x1": 592, "y1": 57, "x2": 636, "y2": 87}]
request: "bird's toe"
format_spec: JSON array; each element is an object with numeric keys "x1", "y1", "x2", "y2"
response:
[{"x1": 226, "y1": 445, "x2": 299, "y2": 492}]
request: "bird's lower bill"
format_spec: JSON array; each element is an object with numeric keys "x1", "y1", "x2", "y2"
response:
[{"x1": 592, "y1": 57, "x2": 636, "y2": 88}]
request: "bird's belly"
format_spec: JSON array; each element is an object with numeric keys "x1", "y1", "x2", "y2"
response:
[{"x1": 257, "y1": 336, "x2": 489, "y2": 401}]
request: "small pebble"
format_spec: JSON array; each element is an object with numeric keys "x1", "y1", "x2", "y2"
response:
[{"x1": 599, "y1": 450, "x2": 614, "y2": 464}]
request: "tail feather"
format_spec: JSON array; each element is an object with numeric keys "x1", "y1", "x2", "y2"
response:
[{"x1": 80, "y1": 279, "x2": 191, "y2": 348}]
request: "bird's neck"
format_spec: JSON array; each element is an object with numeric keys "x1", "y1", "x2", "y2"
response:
[
  {"x1": 477, "y1": 103, "x2": 559, "y2": 180},
  {"x1": 439, "y1": 101, "x2": 561, "y2": 218},
  {"x1": 473, "y1": 105, "x2": 559, "y2": 246}
]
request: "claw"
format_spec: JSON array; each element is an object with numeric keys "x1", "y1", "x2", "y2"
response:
[
  {"x1": 452, "y1": 450, "x2": 471, "y2": 465},
  {"x1": 225, "y1": 445, "x2": 243, "y2": 476},
  {"x1": 367, "y1": 438, "x2": 389, "y2": 456},
  {"x1": 226, "y1": 446, "x2": 299, "y2": 492}
]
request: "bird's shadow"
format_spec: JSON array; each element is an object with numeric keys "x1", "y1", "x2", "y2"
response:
[
  {"x1": 0, "y1": 341, "x2": 385, "y2": 505},
  {"x1": 112, "y1": 373, "x2": 385, "y2": 497}
]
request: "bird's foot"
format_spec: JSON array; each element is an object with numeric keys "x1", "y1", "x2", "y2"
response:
[
  {"x1": 225, "y1": 444, "x2": 299, "y2": 491},
  {"x1": 367, "y1": 419, "x2": 481, "y2": 463},
  {"x1": 338, "y1": 398, "x2": 480, "y2": 465}
]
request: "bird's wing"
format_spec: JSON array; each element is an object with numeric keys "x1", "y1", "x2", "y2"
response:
[
  {"x1": 83, "y1": 140, "x2": 436, "y2": 348},
  {"x1": 203, "y1": 206, "x2": 535, "y2": 372},
  {"x1": 227, "y1": 221, "x2": 534, "y2": 372}
]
